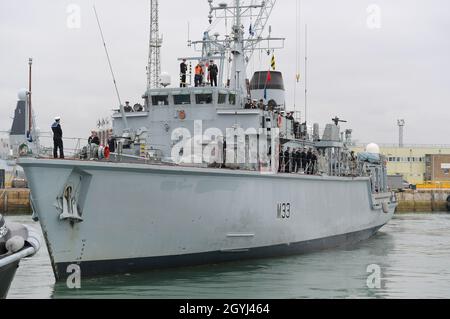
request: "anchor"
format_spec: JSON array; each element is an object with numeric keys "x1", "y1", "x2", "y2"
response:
[{"x1": 59, "y1": 185, "x2": 83, "y2": 222}]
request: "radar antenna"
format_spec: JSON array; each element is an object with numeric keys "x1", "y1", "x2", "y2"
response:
[{"x1": 332, "y1": 117, "x2": 347, "y2": 126}]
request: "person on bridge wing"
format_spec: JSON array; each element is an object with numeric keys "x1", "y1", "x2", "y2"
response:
[
  {"x1": 180, "y1": 59, "x2": 187, "y2": 87},
  {"x1": 194, "y1": 62, "x2": 204, "y2": 87},
  {"x1": 51, "y1": 116, "x2": 64, "y2": 159},
  {"x1": 208, "y1": 60, "x2": 218, "y2": 87}
]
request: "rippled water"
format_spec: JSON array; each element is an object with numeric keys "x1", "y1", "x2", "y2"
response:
[{"x1": 5, "y1": 214, "x2": 450, "y2": 299}]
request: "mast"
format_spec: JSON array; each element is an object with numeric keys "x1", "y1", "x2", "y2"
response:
[
  {"x1": 147, "y1": 0, "x2": 162, "y2": 91},
  {"x1": 28, "y1": 58, "x2": 32, "y2": 135},
  {"x1": 229, "y1": 0, "x2": 247, "y2": 100},
  {"x1": 304, "y1": 24, "x2": 308, "y2": 124}
]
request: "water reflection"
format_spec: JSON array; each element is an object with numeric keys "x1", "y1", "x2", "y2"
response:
[{"x1": 7, "y1": 214, "x2": 450, "y2": 299}]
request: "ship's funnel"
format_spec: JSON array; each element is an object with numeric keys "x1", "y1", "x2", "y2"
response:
[{"x1": 249, "y1": 71, "x2": 285, "y2": 110}]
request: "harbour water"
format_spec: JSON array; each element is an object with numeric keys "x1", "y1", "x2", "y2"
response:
[{"x1": 6, "y1": 213, "x2": 450, "y2": 299}]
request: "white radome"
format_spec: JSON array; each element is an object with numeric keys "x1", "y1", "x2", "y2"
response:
[
  {"x1": 366, "y1": 143, "x2": 380, "y2": 154},
  {"x1": 18, "y1": 89, "x2": 28, "y2": 101},
  {"x1": 160, "y1": 72, "x2": 171, "y2": 87}
]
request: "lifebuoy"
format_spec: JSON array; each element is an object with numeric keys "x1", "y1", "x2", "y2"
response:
[
  {"x1": 104, "y1": 146, "x2": 110, "y2": 159},
  {"x1": 179, "y1": 110, "x2": 186, "y2": 120}
]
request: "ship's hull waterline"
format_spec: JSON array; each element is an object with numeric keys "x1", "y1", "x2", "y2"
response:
[{"x1": 19, "y1": 158, "x2": 396, "y2": 280}]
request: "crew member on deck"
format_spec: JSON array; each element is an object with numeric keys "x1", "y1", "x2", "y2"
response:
[
  {"x1": 180, "y1": 59, "x2": 187, "y2": 87},
  {"x1": 301, "y1": 148, "x2": 307, "y2": 172},
  {"x1": 306, "y1": 148, "x2": 313, "y2": 175},
  {"x1": 244, "y1": 99, "x2": 252, "y2": 109},
  {"x1": 51, "y1": 116, "x2": 64, "y2": 159},
  {"x1": 88, "y1": 130, "x2": 100, "y2": 146},
  {"x1": 124, "y1": 101, "x2": 133, "y2": 112},
  {"x1": 258, "y1": 99, "x2": 265, "y2": 111},
  {"x1": 208, "y1": 60, "x2": 218, "y2": 87},
  {"x1": 107, "y1": 129, "x2": 116, "y2": 153},
  {"x1": 284, "y1": 148, "x2": 291, "y2": 173},
  {"x1": 311, "y1": 151, "x2": 318, "y2": 175},
  {"x1": 194, "y1": 62, "x2": 204, "y2": 87},
  {"x1": 294, "y1": 149, "x2": 301, "y2": 173},
  {"x1": 278, "y1": 149, "x2": 284, "y2": 173}
]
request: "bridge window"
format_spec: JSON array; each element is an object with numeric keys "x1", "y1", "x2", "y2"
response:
[
  {"x1": 174, "y1": 94, "x2": 191, "y2": 105},
  {"x1": 218, "y1": 93, "x2": 227, "y2": 104},
  {"x1": 229, "y1": 94, "x2": 236, "y2": 105},
  {"x1": 152, "y1": 95, "x2": 169, "y2": 106},
  {"x1": 196, "y1": 94, "x2": 213, "y2": 104}
]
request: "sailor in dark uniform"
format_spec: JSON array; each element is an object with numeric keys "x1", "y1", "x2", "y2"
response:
[
  {"x1": 180, "y1": 59, "x2": 188, "y2": 87},
  {"x1": 311, "y1": 151, "x2": 318, "y2": 175},
  {"x1": 88, "y1": 130, "x2": 101, "y2": 146},
  {"x1": 306, "y1": 148, "x2": 313, "y2": 174},
  {"x1": 51, "y1": 117, "x2": 64, "y2": 159},
  {"x1": 278, "y1": 149, "x2": 284, "y2": 172},
  {"x1": 300, "y1": 148, "x2": 307, "y2": 172},
  {"x1": 284, "y1": 148, "x2": 291, "y2": 173},
  {"x1": 294, "y1": 149, "x2": 301, "y2": 173}
]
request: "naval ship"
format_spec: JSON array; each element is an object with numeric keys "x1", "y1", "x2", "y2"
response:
[{"x1": 19, "y1": 0, "x2": 397, "y2": 281}]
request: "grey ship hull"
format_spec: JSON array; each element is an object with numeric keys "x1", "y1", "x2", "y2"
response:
[
  {"x1": 0, "y1": 260, "x2": 19, "y2": 299},
  {"x1": 19, "y1": 158, "x2": 396, "y2": 281}
]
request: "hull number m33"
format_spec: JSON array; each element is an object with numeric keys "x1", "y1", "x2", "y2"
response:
[{"x1": 277, "y1": 203, "x2": 291, "y2": 219}]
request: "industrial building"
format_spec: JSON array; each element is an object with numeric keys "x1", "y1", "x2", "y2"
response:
[
  {"x1": 425, "y1": 154, "x2": 450, "y2": 182},
  {"x1": 352, "y1": 144, "x2": 450, "y2": 185}
]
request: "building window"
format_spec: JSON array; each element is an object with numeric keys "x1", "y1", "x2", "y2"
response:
[{"x1": 229, "y1": 94, "x2": 236, "y2": 105}]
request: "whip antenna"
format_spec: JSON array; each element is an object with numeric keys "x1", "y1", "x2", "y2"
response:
[{"x1": 93, "y1": 6, "x2": 128, "y2": 129}]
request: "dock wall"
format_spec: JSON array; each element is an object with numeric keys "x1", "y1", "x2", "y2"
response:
[
  {"x1": 396, "y1": 190, "x2": 450, "y2": 213},
  {"x1": 0, "y1": 188, "x2": 32, "y2": 215}
]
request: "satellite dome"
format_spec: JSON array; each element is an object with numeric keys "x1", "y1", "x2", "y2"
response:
[
  {"x1": 18, "y1": 89, "x2": 28, "y2": 101},
  {"x1": 365, "y1": 143, "x2": 380, "y2": 154}
]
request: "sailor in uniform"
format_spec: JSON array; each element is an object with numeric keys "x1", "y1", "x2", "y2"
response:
[{"x1": 51, "y1": 117, "x2": 64, "y2": 159}]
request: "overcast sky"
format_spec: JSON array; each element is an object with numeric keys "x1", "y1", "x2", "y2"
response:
[{"x1": 1, "y1": 0, "x2": 449, "y2": 146}]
